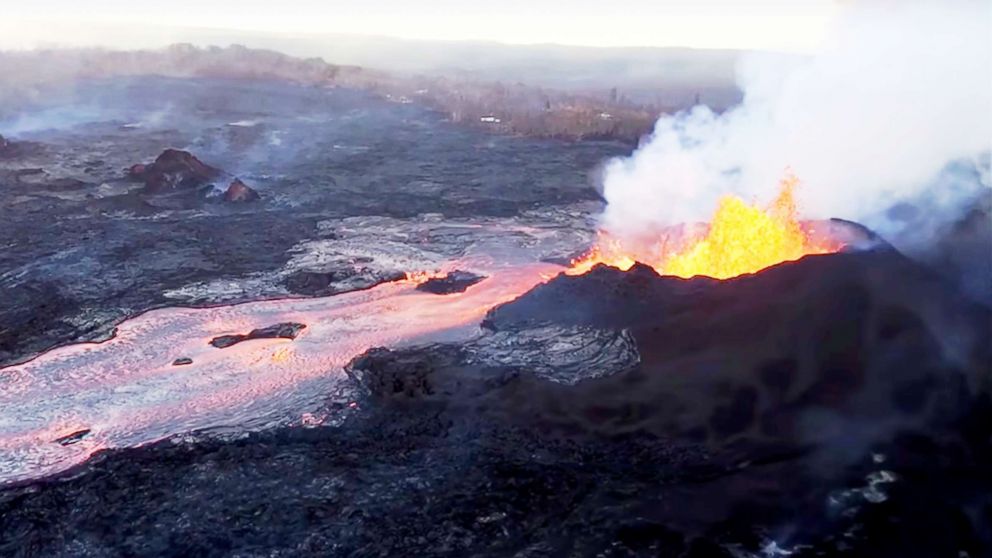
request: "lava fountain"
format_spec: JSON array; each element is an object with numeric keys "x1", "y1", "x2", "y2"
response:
[{"x1": 569, "y1": 173, "x2": 842, "y2": 279}]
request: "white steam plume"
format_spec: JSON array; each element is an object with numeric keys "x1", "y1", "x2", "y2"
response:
[{"x1": 600, "y1": 1, "x2": 992, "y2": 238}]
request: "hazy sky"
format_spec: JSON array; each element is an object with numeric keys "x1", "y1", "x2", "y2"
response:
[{"x1": 1, "y1": 0, "x2": 840, "y2": 51}]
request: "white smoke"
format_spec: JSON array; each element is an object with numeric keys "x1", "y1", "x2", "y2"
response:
[{"x1": 600, "y1": 1, "x2": 992, "y2": 239}]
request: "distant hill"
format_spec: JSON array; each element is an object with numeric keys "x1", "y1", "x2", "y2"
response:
[{"x1": 149, "y1": 30, "x2": 745, "y2": 109}]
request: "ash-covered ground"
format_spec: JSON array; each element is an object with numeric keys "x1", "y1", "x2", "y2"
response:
[{"x1": 1, "y1": 76, "x2": 990, "y2": 558}]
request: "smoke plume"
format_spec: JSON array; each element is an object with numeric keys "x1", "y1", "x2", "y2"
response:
[{"x1": 599, "y1": 1, "x2": 991, "y2": 242}]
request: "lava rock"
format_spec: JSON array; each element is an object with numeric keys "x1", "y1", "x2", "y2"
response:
[
  {"x1": 284, "y1": 270, "x2": 351, "y2": 296},
  {"x1": 209, "y1": 322, "x2": 306, "y2": 348},
  {"x1": 347, "y1": 346, "x2": 461, "y2": 399},
  {"x1": 53, "y1": 429, "x2": 91, "y2": 446},
  {"x1": 415, "y1": 270, "x2": 486, "y2": 294},
  {"x1": 466, "y1": 325, "x2": 639, "y2": 385},
  {"x1": 172, "y1": 357, "x2": 193, "y2": 366},
  {"x1": 130, "y1": 149, "x2": 222, "y2": 194},
  {"x1": 222, "y1": 178, "x2": 260, "y2": 202}
]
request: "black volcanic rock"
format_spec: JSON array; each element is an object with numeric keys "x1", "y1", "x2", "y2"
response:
[
  {"x1": 172, "y1": 357, "x2": 193, "y2": 366},
  {"x1": 53, "y1": 429, "x2": 91, "y2": 446},
  {"x1": 415, "y1": 270, "x2": 486, "y2": 294},
  {"x1": 222, "y1": 178, "x2": 260, "y2": 202},
  {"x1": 209, "y1": 322, "x2": 306, "y2": 348},
  {"x1": 347, "y1": 346, "x2": 465, "y2": 399},
  {"x1": 130, "y1": 149, "x2": 222, "y2": 194}
]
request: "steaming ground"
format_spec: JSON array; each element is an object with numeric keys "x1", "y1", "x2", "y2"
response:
[{"x1": 0, "y1": 75, "x2": 624, "y2": 366}]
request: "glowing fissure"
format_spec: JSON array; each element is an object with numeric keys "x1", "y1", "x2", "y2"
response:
[{"x1": 570, "y1": 173, "x2": 841, "y2": 279}]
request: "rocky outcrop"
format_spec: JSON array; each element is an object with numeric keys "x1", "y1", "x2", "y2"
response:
[
  {"x1": 130, "y1": 149, "x2": 222, "y2": 194},
  {"x1": 128, "y1": 149, "x2": 263, "y2": 204},
  {"x1": 209, "y1": 322, "x2": 306, "y2": 349},
  {"x1": 222, "y1": 178, "x2": 260, "y2": 202}
]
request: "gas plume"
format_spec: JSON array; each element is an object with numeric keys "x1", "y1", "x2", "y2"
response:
[{"x1": 599, "y1": 1, "x2": 991, "y2": 244}]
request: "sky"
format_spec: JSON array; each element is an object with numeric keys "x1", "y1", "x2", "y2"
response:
[{"x1": 0, "y1": 0, "x2": 840, "y2": 52}]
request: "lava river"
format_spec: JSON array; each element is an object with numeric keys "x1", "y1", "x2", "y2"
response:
[{"x1": 0, "y1": 260, "x2": 557, "y2": 485}]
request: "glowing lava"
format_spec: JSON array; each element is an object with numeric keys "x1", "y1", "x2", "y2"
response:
[
  {"x1": 0, "y1": 258, "x2": 556, "y2": 485},
  {"x1": 570, "y1": 173, "x2": 840, "y2": 279}
]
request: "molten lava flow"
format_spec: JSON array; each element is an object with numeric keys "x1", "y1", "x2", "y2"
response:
[
  {"x1": 570, "y1": 173, "x2": 840, "y2": 279},
  {"x1": 0, "y1": 259, "x2": 558, "y2": 485}
]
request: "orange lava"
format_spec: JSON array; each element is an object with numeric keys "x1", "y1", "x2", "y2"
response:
[{"x1": 570, "y1": 172, "x2": 841, "y2": 279}]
